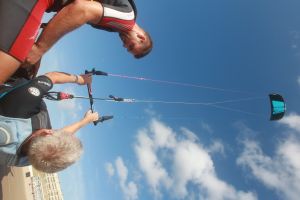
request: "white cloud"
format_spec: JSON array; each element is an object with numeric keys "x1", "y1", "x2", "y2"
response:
[
  {"x1": 145, "y1": 108, "x2": 158, "y2": 117},
  {"x1": 280, "y1": 113, "x2": 300, "y2": 132},
  {"x1": 134, "y1": 129, "x2": 172, "y2": 197},
  {"x1": 297, "y1": 76, "x2": 300, "y2": 86},
  {"x1": 181, "y1": 127, "x2": 199, "y2": 142},
  {"x1": 201, "y1": 121, "x2": 214, "y2": 133},
  {"x1": 237, "y1": 117, "x2": 300, "y2": 200},
  {"x1": 135, "y1": 119, "x2": 256, "y2": 200},
  {"x1": 151, "y1": 119, "x2": 177, "y2": 149},
  {"x1": 105, "y1": 162, "x2": 115, "y2": 177},
  {"x1": 115, "y1": 157, "x2": 138, "y2": 200},
  {"x1": 207, "y1": 140, "x2": 225, "y2": 156},
  {"x1": 237, "y1": 137, "x2": 300, "y2": 200}
]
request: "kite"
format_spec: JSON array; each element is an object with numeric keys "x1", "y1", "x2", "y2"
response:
[{"x1": 269, "y1": 94, "x2": 286, "y2": 121}]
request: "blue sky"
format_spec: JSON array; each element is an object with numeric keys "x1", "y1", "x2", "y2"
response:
[{"x1": 39, "y1": 1, "x2": 300, "y2": 200}]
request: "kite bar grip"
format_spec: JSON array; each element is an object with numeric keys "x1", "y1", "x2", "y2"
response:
[
  {"x1": 94, "y1": 115, "x2": 114, "y2": 124},
  {"x1": 85, "y1": 68, "x2": 108, "y2": 76},
  {"x1": 94, "y1": 70, "x2": 108, "y2": 76}
]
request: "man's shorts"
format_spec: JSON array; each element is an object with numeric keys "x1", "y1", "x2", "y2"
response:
[
  {"x1": 92, "y1": 0, "x2": 137, "y2": 32},
  {"x1": 0, "y1": 0, "x2": 53, "y2": 62}
]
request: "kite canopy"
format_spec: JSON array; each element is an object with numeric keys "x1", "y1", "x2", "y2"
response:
[{"x1": 269, "y1": 94, "x2": 286, "y2": 121}]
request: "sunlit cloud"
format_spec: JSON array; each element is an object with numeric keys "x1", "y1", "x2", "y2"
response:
[
  {"x1": 201, "y1": 121, "x2": 214, "y2": 134},
  {"x1": 237, "y1": 117, "x2": 300, "y2": 200},
  {"x1": 279, "y1": 113, "x2": 300, "y2": 132},
  {"x1": 181, "y1": 127, "x2": 199, "y2": 142},
  {"x1": 135, "y1": 119, "x2": 256, "y2": 200},
  {"x1": 105, "y1": 162, "x2": 115, "y2": 177},
  {"x1": 115, "y1": 157, "x2": 138, "y2": 200},
  {"x1": 237, "y1": 138, "x2": 300, "y2": 200},
  {"x1": 105, "y1": 157, "x2": 138, "y2": 200},
  {"x1": 134, "y1": 128, "x2": 172, "y2": 198},
  {"x1": 207, "y1": 140, "x2": 225, "y2": 156}
]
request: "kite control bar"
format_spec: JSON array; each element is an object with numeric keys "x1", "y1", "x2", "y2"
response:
[
  {"x1": 44, "y1": 92, "x2": 134, "y2": 102},
  {"x1": 85, "y1": 68, "x2": 110, "y2": 125},
  {"x1": 44, "y1": 92, "x2": 113, "y2": 124},
  {"x1": 44, "y1": 68, "x2": 113, "y2": 125}
]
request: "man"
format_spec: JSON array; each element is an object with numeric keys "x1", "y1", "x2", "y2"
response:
[
  {"x1": 0, "y1": 71, "x2": 99, "y2": 173},
  {"x1": 0, "y1": 0, "x2": 152, "y2": 83}
]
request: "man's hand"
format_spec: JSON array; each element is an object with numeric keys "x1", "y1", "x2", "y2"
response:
[
  {"x1": 31, "y1": 129, "x2": 53, "y2": 137},
  {"x1": 60, "y1": 110, "x2": 100, "y2": 134},
  {"x1": 84, "y1": 110, "x2": 99, "y2": 123},
  {"x1": 77, "y1": 73, "x2": 92, "y2": 85}
]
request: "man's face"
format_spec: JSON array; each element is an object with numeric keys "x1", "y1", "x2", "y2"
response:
[{"x1": 119, "y1": 31, "x2": 146, "y2": 57}]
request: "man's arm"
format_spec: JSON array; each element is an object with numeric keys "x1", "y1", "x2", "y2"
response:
[
  {"x1": 26, "y1": 0, "x2": 103, "y2": 64},
  {"x1": 59, "y1": 110, "x2": 99, "y2": 134},
  {"x1": 44, "y1": 71, "x2": 92, "y2": 85}
]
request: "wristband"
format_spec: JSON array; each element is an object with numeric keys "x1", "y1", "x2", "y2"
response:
[{"x1": 74, "y1": 75, "x2": 79, "y2": 84}]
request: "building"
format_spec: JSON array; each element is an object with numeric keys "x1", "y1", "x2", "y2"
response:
[
  {"x1": 0, "y1": 166, "x2": 64, "y2": 200},
  {"x1": 32, "y1": 168, "x2": 64, "y2": 200}
]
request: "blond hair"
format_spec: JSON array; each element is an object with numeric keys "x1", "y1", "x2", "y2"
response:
[{"x1": 28, "y1": 130, "x2": 83, "y2": 173}]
